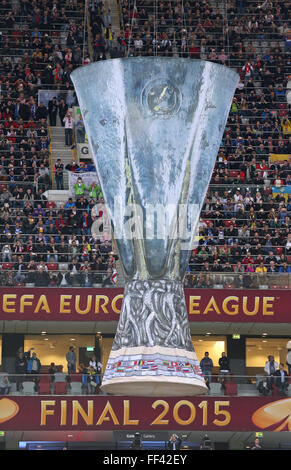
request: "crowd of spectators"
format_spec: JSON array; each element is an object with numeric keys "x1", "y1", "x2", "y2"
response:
[
  {"x1": 0, "y1": 184, "x2": 119, "y2": 287},
  {"x1": 115, "y1": 0, "x2": 291, "y2": 288},
  {"x1": 0, "y1": 0, "x2": 118, "y2": 287},
  {"x1": 0, "y1": 0, "x2": 291, "y2": 288}
]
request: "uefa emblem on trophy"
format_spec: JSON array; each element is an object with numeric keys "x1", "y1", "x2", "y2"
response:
[{"x1": 71, "y1": 58, "x2": 239, "y2": 396}]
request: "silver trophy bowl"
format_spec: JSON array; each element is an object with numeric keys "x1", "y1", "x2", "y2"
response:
[{"x1": 71, "y1": 58, "x2": 239, "y2": 396}]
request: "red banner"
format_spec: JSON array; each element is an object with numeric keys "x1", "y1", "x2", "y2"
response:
[
  {"x1": 0, "y1": 288, "x2": 288, "y2": 323},
  {"x1": 0, "y1": 395, "x2": 291, "y2": 431}
]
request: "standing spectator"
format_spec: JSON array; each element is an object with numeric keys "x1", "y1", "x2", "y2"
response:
[
  {"x1": 33, "y1": 265, "x2": 50, "y2": 286},
  {"x1": 48, "y1": 97, "x2": 59, "y2": 127},
  {"x1": 66, "y1": 346, "x2": 77, "y2": 375},
  {"x1": 48, "y1": 362, "x2": 57, "y2": 383},
  {"x1": 75, "y1": 116, "x2": 85, "y2": 143},
  {"x1": 167, "y1": 434, "x2": 182, "y2": 451},
  {"x1": 264, "y1": 355, "x2": 278, "y2": 391},
  {"x1": 54, "y1": 159, "x2": 64, "y2": 190},
  {"x1": 87, "y1": 354, "x2": 102, "y2": 393},
  {"x1": 73, "y1": 176, "x2": 86, "y2": 198},
  {"x1": 218, "y1": 352, "x2": 231, "y2": 383},
  {"x1": 200, "y1": 352, "x2": 214, "y2": 389},
  {"x1": 63, "y1": 110, "x2": 74, "y2": 146},
  {"x1": 286, "y1": 342, "x2": 291, "y2": 376},
  {"x1": 58, "y1": 99, "x2": 68, "y2": 127},
  {"x1": 27, "y1": 351, "x2": 41, "y2": 389},
  {"x1": 15, "y1": 351, "x2": 28, "y2": 391},
  {"x1": 251, "y1": 438, "x2": 262, "y2": 450}
]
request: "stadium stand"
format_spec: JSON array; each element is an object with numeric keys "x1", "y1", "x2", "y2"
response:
[
  {"x1": 115, "y1": 0, "x2": 291, "y2": 289},
  {"x1": 0, "y1": 0, "x2": 118, "y2": 287},
  {"x1": 0, "y1": 0, "x2": 290, "y2": 288}
]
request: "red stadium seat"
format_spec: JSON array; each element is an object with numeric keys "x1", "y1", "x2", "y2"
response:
[
  {"x1": 38, "y1": 381, "x2": 51, "y2": 395},
  {"x1": 54, "y1": 382, "x2": 67, "y2": 395},
  {"x1": 272, "y1": 386, "x2": 281, "y2": 397},
  {"x1": 2, "y1": 263, "x2": 13, "y2": 269},
  {"x1": 47, "y1": 263, "x2": 58, "y2": 271},
  {"x1": 69, "y1": 374, "x2": 82, "y2": 382},
  {"x1": 224, "y1": 382, "x2": 237, "y2": 396}
]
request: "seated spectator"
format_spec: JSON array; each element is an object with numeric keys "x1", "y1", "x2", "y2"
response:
[
  {"x1": 275, "y1": 363, "x2": 289, "y2": 396},
  {"x1": 0, "y1": 375, "x2": 11, "y2": 395}
]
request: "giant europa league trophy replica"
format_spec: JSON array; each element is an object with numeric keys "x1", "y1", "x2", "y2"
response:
[{"x1": 71, "y1": 58, "x2": 239, "y2": 396}]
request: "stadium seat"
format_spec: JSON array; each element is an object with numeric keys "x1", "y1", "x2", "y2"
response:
[
  {"x1": 2, "y1": 263, "x2": 13, "y2": 270},
  {"x1": 38, "y1": 381, "x2": 51, "y2": 395},
  {"x1": 53, "y1": 382, "x2": 67, "y2": 395},
  {"x1": 22, "y1": 382, "x2": 37, "y2": 395},
  {"x1": 68, "y1": 382, "x2": 83, "y2": 395},
  {"x1": 208, "y1": 383, "x2": 223, "y2": 396},
  {"x1": 47, "y1": 263, "x2": 58, "y2": 271},
  {"x1": 237, "y1": 384, "x2": 258, "y2": 396},
  {"x1": 224, "y1": 382, "x2": 237, "y2": 396}
]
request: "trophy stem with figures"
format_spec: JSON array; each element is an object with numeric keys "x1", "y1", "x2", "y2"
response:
[{"x1": 71, "y1": 57, "x2": 239, "y2": 396}]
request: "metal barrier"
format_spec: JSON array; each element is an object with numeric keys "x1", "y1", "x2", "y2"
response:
[
  {"x1": 0, "y1": 372, "x2": 104, "y2": 396},
  {"x1": 184, "y1": 272, "x2": 291, "y2": 289},
  {"x1": 0, "y1": 373, "x2": 289, "y2": 397}
]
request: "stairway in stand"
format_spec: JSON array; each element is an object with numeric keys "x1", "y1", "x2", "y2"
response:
[{"x1": 49, "y1": 125, "x2": 73, "y2": 190}]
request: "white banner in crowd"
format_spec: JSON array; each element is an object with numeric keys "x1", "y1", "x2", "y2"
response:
[{"x1": 68, "y1": 171, "x2": 100, "y2": 196}]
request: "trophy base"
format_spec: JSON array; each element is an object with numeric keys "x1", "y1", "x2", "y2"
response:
[
  {"x1": 101, "y1": 345, "x2": 208, "y2": 397},
  {"x1": 101, "y1": 280, "x2": 208, "y2": 396},
  {"x1": 101, "y1": 375, "x2": 207, "y2": 396}
]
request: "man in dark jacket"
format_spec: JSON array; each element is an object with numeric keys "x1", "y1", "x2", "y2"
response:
[
  {"x1": 33, "y1": 265, "x2": 50, "y2": 286},
  {"x1": 200, "y1": 352, "x2": 214, "y2": 388},
  {"x1": 218, "y1": 352, "x2": 230, "y2": 383},
  {"x1": 48, "y1": 97, "x2": 58, "y2": 126}
]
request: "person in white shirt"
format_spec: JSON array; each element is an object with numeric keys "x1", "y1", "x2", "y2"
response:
[
  {"x1": 63, "y1": 110, "x2": 74, "y2": 146},
  {"x1": 264, "y1": 355, "x2": 278, "y2": 390},
  {"x1": 87, "y1": 354, "x2": 103, "y2": 392}
]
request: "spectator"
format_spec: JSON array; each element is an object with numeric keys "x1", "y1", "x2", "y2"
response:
[
  {"x1": 218, "y1": 352, "x2": 231, "y2": 383},
  {"x1": 200, "y1": 352, "x2": 214, "y2": 389},
  {"x1": 34, "y1": 265, "x2": 50, "y2": 287},
  {"x1": 0, "y1": 375, "x2": 11, "y2": 395},
  {"x1": 48, "y1": 362, "x2": 57, "y2": 383},
  {"x1": 15, "y1": 351, "x2": 27, "y2": 391},
  {"x1": 27, "y1": 351, "x2": 41, "y2": 388},
  {"x1": 54, "y1": 159, "x2": 64, "y2": 190},
  {"x1": 264, "y1": 355, "x2": 278, "y2": 390},
  {"x1": 73, "y1": 176, "x2": 86, "y2": 198},
  {"x1": 274, "y1": 363, "x2": 289, "y2": 396},
  {"x1": 63, "y1": 110, "x2": 74, "y2": 146},
  {"x1": 66, "y1": 346, "x2": 77, "y2": 375}
]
